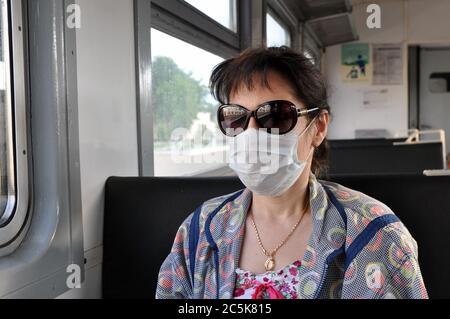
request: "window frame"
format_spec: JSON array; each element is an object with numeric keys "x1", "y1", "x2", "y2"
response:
[
  {"x1": 151, "y1": 0, "x2": 240, "y2": 57},
  {"x1": 0, "y1": 0, "x2": 30, "y2": 255}
]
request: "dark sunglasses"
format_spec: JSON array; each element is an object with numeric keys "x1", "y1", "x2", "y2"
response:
[{"x1": 217, "y1": 100, "x2": 320, "y2": 137}]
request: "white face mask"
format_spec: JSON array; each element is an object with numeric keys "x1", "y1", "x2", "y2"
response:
[{"x1": 227, "y1": 118, "x2": 317, "y2": 197}]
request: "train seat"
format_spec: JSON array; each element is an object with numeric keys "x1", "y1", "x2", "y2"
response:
[
  {"x1": 103, "y1": 175, "x2": 450, "y2": 299},
  {"x1": 328, "y1": 139, "x2": 445, "y2": 176}
]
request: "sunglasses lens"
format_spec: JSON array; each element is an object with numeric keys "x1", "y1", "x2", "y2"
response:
[
  {"x1": 219, "y1": 105, "x2": 248, "y2": 136},
  {"x1": 256, "y1": 101, "x2": 296, "y2": 134}
]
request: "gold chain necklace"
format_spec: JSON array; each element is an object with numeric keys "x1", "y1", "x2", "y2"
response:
[{"x1": 249, "y1": 200, "x2": 309, "y2": 271}]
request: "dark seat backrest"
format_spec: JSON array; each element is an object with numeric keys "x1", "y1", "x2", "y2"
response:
[
  {"x1": 103, "y1": 175, "x2": 450, "y2": 299},
  {"x1": 103, "y1": 177, "x2": 244, "y2": 299},
  {"x1": 329, "y1": 139, "x2": 445, "y2": 175}
]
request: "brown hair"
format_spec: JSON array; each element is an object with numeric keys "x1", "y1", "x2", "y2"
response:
[{"x1": 209, "y1": 46, "x2": 330, "y2": 176}]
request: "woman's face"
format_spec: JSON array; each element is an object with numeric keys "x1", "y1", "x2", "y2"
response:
[{"x1": 228, "y1": 71, "x2": 322, "y2": 166}]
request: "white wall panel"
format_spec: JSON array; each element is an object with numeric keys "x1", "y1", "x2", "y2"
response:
[
  {"x1": 408, "y1": 0, "x2": 450, "y2": 44},
  {"x1": 58, "y1": 0, "x2": 139, "y2": 298}
]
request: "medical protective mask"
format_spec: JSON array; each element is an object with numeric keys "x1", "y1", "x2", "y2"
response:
[{"x1": 228, "y1": 118, "x2": 317, "y2": 197}]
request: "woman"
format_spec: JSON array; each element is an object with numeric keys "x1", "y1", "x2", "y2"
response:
[{"x1": 156, "y1": 46, "x2": 428, "y2": 299}]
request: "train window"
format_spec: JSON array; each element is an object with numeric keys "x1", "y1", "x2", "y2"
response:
[
  {"x1": 429, "y1": 73, "x2": 450, "y2": 93},
  {"x1": 266, "y1": 10, "x2": 291, "y2": 47},
  {"x1": 0, "y1": 0, "x2": 15, "y2": 226},
  {"x1": 0, "y1": 0, "x2": 29, "y2": 256},
  {"x1": 183, "y1": 0, "x2": 237, "y2": 32},
  {"x1": 151, "y1": 28, "x2": 227, "y2": 176}
]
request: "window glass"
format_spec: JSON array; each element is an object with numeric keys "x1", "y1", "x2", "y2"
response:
[
  {"x1": 429, "y1": 73, "x2": 450, "y2": 93},
  {"x1": 151, "y1": 28, "x2": 228, "y2": 176},
  {"x1": 266, "y1": 11, "x2": 291, "y2": 47},
  {"x1": 184, "y1": 0, "x2": 237, "y2": 32},
  {"x1": 0, "y1": 0, "x2": 15, "y2": 225}
]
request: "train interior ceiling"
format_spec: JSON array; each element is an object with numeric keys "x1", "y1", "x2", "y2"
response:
[{"x1": 0, "y1": 0, "x2": 449, "y2": 299}]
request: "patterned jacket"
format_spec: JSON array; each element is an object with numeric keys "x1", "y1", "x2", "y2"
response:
[{"x1": 156, "y1": 174, "x2": 428, "y2": 299}]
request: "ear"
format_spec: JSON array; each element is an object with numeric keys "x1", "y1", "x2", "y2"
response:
[{"x1": 312, "y1": 112, "x2": 329, "y2": 147}]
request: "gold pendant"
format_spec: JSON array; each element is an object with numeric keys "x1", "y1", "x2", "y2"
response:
[{"x1": 264, "y1": 257, "x2": 275, "y2": 271}]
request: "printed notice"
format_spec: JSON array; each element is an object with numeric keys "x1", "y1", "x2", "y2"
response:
[{"x1": 373, "y1": 44, "x2": 403, "y2": 85}]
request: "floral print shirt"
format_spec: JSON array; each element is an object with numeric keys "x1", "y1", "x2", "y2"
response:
[{"x1": 234, "y1": 260, "x2": 303, "y2": 299}]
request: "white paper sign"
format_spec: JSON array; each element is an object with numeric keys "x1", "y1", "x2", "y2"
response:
[{"x1": 373, "y1": 44, "x2": 403, "y2": 85}]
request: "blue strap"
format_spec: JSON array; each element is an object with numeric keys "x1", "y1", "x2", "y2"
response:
[
  {"x1": 344, "y1": 214, "x2": 400, "y2": 270},
  {"x1": 323, "y1": 186, "x2": 347, "y2": 228},
  {"x1": 188, "y1": 205, "x2": 202, "y2": 287},
  {"x1": 188, "y1": 189, "x2": 244, "y2": 289},
  {"x1": 315, "y1": 185, "x2": 400, "y2": 298},
  {"x1": 204, "y1": 190, "x2": 244, "y2": 251},
  {"x1": 323, "y1": 185, "x2": 400, "y2": 270}
]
